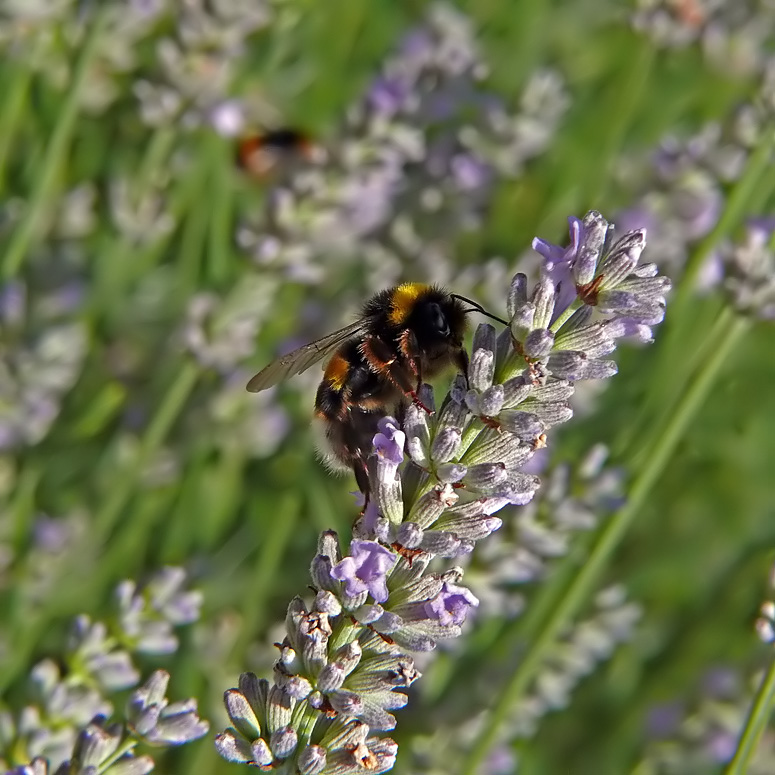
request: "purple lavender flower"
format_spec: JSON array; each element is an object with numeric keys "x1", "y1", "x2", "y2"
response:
[
  {"x1": 424, "y1": 582, "x2": 479, "y2": 626},
  {"x1": 532, "y1": 215, "x2": 585, "y2": 317},
  {"x1": 330, "y1": 540, "x2": 397, "y2": 603},
  {"x1": 373, "y1": 416, "x2": 406, "y2": 466},
  {"x1": 368, "y1": 76, "x2": 410, "y2": 117}
]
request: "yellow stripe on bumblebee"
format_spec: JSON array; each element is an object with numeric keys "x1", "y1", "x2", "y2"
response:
[
  {"x1": 388, "y1": 283, "x2": 431, "y2": 325},
  {"x1": 323, "y1": 353, "x2": 350, "y2": 391}
]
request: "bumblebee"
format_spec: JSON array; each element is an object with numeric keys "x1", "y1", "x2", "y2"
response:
[
  {"x1": 247, "y1": 283, "x2": 507, "y2": 495},
  {"x1": 236, "y1": 128, "x2": 321, "y2": 180}
]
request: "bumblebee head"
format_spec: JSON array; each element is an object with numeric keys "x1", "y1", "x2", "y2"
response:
[{"x1": 406, "y1": 288, "x2": 468, "y2": 351}]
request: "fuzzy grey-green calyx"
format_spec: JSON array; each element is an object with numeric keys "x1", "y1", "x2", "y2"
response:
[
  {"x1": 297, "y1": 744, "x2": 327, "y2": 774},
  {"x1": 269, "y1": 725, "x2": 298, "y2": 759},
  {"x1": 72, "y1": 721, "x2": 122, "y2": 767},
  {"x1": 223, "y1": 689, "x2": 261, "y2": 741},
  {"x1": 214, "y1": 730, "x2": 253, "y2": 763},
  {"x1": 430, "y1": 426, "x2": 462, "y2": 463}
]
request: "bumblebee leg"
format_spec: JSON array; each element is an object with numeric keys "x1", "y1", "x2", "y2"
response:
[
  {"x1": 361, "y1": 336, "x2": 432, "y2": 414},
  {"x1": 353, "y1": 458, "x2": 371, "y2": 498},
  {"x1": 397, "y1": 330, "x2": 438, "y2": 414}
]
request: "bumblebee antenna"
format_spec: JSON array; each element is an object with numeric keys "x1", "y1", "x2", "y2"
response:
[{"x1": 451, "y1": 294, "x2": 510, "y2": 327}]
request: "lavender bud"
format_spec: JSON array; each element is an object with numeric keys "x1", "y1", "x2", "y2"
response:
[
  {"x1": 298, "y1": 744, "x2": 327, "y2": 775},
  {"x1": 527, "y1": 400, "x2": 573, "y2": 427},
  {"x1": 499, "y1": 410, "x2": 544, "y2": 440},
  {"x1": 502, "y1": 472, "x2": 542, "y2": 504},
  {"x1": 507, "y1": 273, "x2": 529, "y2": 317},
  {"x1": 223, "y1": 689, "x2": 261, "y2": 740},
  {"x1": 465, "y1": 462, "x2": 508, "y2": 491},
  {"x1": 368, "y1": 454, "x2": 404, "y2": 526},
  {"x1": 313, "y1": 590, "x2": 342, "y2": 616},
  {"x1": 583, "y1": 359, "x2": 618, "y2": 380},
  {"x1": 396, "y1": 521, "x2": 424, "y2": 548},
  {"x1": 531, "y1": 277, "x2": 557, "y2": 330},
  {"x1": 310, "y1": 555, "x2": 338, "y2": 594},
  {"x1": 461, "y1": 432, "x2": 532, "y2": 468},
  {"x1": 328, "y1": 689, "x2": 364, "y2": 718},
  {"x1": 352, "y1": 604, "x2": 384, "y2": 625},
  {"x1": 510, "y1": 301, "x2": 536, "y2": 340},
  {"x1": 465, "y1": 389, "x2": 483, "y2": 415},
  {"x1": 404, "y1": 402, "x2": 431, "y2": 466},
  {"x1": 408, "y1": 488, "x2": 456, "y2": 529},
  {"x1": 109, "y1": 756, "x2": 156, "y2": 775},
  {"x1": 251, "y1": 738, "x2": 273, "y2": 767},
  {"x1": 449, "y1": 373, "x2": 468, "y2": 405},
  {"x1": 335, "y1": 640, "x2": 363, "y2": 674},
  {"x1": 547, "y1": 351, "x2": 588, "y2": 381},
  {"x1": 416, "y1": 384, "x2": 436, "y2": 414},
  {"x1": 430, "y1": 427, "x2": 462, "y2": 464},
  {"x1": 316, "y1": 531, "x2": 341, "y2": 565},
  {"x1": 373, "y1": 611, "x2": 404, "y2": 633},
  {"x1": 270, "y1": 725, "x2": 298, "y2": 759},
  {"x1": 239, "y1": 673, "x2": 269, "y2": 724},
  {"x1": 267, "y1": 686, "x2": 293, "y2": 731},
  {"x1": 523, "y1": 328, "x2": 555, "y2": 359},
  {"x1": 472, "y1": 323, "x2": 497, "y2": 358},
  {"x1": 215, "y1": 730, "x2": 253, "y2": 763},
  {"x1": 502, "y1": 376, "x2": 533, "y2": 408},
  {"x1": 599, "y1": 250, "x2": 639, "y2": 289},
  {"x1": 554, "y1": 322, "x2": 615, "y2": 356},
  {"x1": 276, "y1": 673, "x2": 312, "y2": 701},
  {"x1": 435, "y1": 512, "x2": 502, "y2": 541},
  {"x1": 478, "y1": 384, "x2": 504, "y2": 416},
  {"x1": 531, "y1": 381, "x2": 575, "y2": 402},
  {"x1": 436, "y1": 463, "x2": 467, "y2": 483},
  {"x1": 71, "y1": 721, "x2": 122, "y2": 768},
  {"x1": 420, "y1": 531, "x2": 462, "y2": 557},
  {"x1": 573, "y1": 211, "x2": 609, "y2": 284},
  {"x1": 468, "y1": 347, "x2": 495, "y2": 392}
]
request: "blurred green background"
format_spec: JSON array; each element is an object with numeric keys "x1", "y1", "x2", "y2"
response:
[{"x1": 1, "y1": 0, "x2": 774, "y2": 773}]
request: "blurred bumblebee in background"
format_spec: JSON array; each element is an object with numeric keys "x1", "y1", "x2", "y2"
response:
[
  {"x1": 236, "y1": 128, "x2": 324, "y2": 180},
  {"x1": 247, "y1": 283, "x2": 507, "y2": 495}
]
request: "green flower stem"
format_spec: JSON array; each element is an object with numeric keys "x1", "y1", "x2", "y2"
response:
[
  {"x1": 587, "y1": 37, "x2": 655, "y2": 205},
  {"x1": 463, "y1": 311, "x2": 749, "y2": 773},
  {"x1": 179, "y1": 159, "x2": 215, "y2": 291},
  {"x1": 97, "y1": 736, "x2": 138, "y2": 775},
  {"x1": 134, "y1": 127, "x2": 176, "y2": 198},
  {"x1": 94, "y1": 360, "x2": 200, "y2": 537},
  {"x1": 628, "y1": 301, "x2": 729, "y2": 468},
  {"x1": 723, "y1": 655, "x2": 775, "y2": 775},
  {"x1": 549, "y1": 299, "x2": 583, "y2": 333},
  {"x1": 631, "y1": 128, "x2": 774, "y2": 455},
  {"x1": 229, "y1": 492, "x2": 301, "y2": 661},
  {"x1": 206, "y1": 134, "x2": 236, "y2": 286},
  {"x1": 295, "y1": 700, "x2": 321, "y2": 745},
  {"x1": 0, "y1": 38, "x2": 45, "y2": 194},
  {"x1": 330, "y1": 618, "x2": 362, "y2": 653},
  {"x1": 2, "y1": 10, "x2": 109, "y2": 278}
]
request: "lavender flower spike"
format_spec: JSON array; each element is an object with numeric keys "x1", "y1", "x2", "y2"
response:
[{"x1": 216, "y1": 211, "x2": 670, "y2": 773}]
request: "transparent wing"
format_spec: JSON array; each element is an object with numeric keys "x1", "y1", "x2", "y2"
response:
[{"x1": 246, "y1": 318, "x2": 368, "y2": 393}]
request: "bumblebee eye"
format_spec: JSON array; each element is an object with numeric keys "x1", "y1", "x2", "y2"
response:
[{"x1": 429, "y1": 303, "x2": 450, "y2": 337}]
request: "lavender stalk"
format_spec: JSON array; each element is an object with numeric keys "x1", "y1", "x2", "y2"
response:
[
  {"x1": 723, "y1": 567, "x2": 775, "y2": 775},
  {"x1": 216, "y1": 211, "x2": 671, "y2": 773}
]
